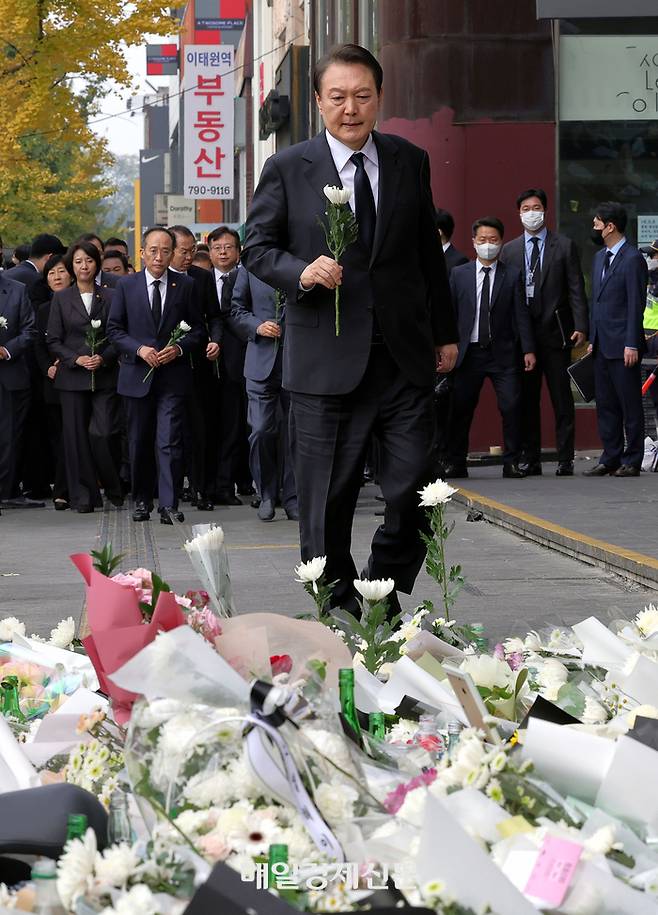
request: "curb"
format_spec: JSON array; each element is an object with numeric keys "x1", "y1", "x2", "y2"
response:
[{"x1": 454, "y1": 487, "x2": 658, "y2": 591}]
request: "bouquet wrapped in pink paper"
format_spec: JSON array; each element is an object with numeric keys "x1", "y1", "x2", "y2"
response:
[{"x1": 71, "y1": 553, "x2": 187, "y2": 723}]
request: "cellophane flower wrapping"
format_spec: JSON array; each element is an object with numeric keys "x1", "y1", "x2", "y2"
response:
[
  {"x1": 0, "y1": 642, "x2": 84, "y2": 719},
  {"x1": 183, "y1": 524, "x2": 235, "y2": 619}
]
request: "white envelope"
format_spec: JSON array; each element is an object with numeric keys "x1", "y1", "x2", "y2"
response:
[
  {"x1": 596, "y1": 736, "x2": 658, "y2": 833},
  {"x1": 417, "y1": 794, "x2": 538, "y2": 914},
  {"x1": 376, "y1": 655, "x2": 468, "y2": 723},
  {"x1": 524, "y1": 718, "x2": 615, "y2": 804},
  {"x1": 354, "y1": 665, "x2": 384, "y2": 713},
  {"x1": 618, "y1": 653, "x2": 658, "y2": 707}
]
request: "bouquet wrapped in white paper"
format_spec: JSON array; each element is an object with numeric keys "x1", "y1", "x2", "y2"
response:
[{"x1": 183, "y1": 523, "x2": 235, "y2": 618}]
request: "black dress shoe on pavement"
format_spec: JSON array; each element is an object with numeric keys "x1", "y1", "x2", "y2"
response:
[
  {"x1": 257, "y1": 498, "x2": 275, "y2": 521},
  {"x1": 237, "y1": 483, "x2": 256, "y2": 496},
  {"x1": 159, "y1": 507, "x2": 185, "y2": 525},
  {"x1": 0, "y1": 496, "x2": 46, "y2": 508},
  {"x1": 53, "y1": 499, "x2": 69, "y2": 511},
  {"x1": 614, "y1": 465, "x2": 640, "y2": 477},
  {"x1": 443, "y1": 464, "x2": 469, "y2": 479},
  {"x1": 106, "y1": 494, "x2": 124, "y2": 508},
  {"x1": 196, "y1": 495, "x2": 214, "y2": 510},
  {"x1": 583, "y1": 463, "x2": 616, "y2": 477},
  {"x1": 520, "y1": 462, "x2": 542, "y2": 476},
  {"x1": 556, "y1": 461, "x2": 574, "y2": 476},
  {"x1": 215, "y1": 491, "x2": 243, "y2": 506},
  {"x1": 132, "y1": 501, "x2": 151, "y2": 522},
  {"x1": 250, "y1": 498, "x2": 260, "y2": 509},
  {"x1": 285, "y1": 505, "x2": 299, "y2": 521},
  {"x1": 502, "y1": 463, "x2": 526, "y2": 479},
  {"x1": 181, "y1": 487, "x2": 193, "y2": 503},
  {"x1": 76, "y1": 505, "x2": 93, "y2": 514}
]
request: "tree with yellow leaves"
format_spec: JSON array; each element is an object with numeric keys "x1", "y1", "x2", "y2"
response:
[{"x1": 0, "y1": 0, "x2": 175, "y2": 242}]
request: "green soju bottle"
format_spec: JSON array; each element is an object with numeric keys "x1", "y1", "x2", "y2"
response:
[
  {"x1": 1, "y1": 676, "x2": 25, "y2": 721},
  {"x1": 66, "y1": 813, "x2": 88, "y2": 841},
  {"x1": 368, "y1": 712, "x2": 386, "y2": 741},
  {"x1": 268, "y1": 843, "x2": 297, "y2": 904},
  {"x1": 338, "y1": 667, "x2": 362, "y2": 744}
]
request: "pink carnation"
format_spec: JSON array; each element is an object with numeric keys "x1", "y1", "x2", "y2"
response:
[{"x1": 187, "y1": 607, "x2": 222, "y2": 644}]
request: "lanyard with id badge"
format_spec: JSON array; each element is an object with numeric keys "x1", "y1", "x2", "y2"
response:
[{"x1": 525, "y1": 238, "x2": 542, "y2": 312}]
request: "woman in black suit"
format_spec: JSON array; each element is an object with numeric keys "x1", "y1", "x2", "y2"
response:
[
  {"x1": 46, "y1": 241, "x2": 123, "y2": 513},
  {"x1": 35, "y1": 254, "x2": 73, "y2": 509}
]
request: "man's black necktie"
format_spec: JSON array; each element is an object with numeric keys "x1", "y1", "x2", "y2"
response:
[
  {"x1": 478, "y1": 266, "x2": 491, "y2": 347},
  {"x1": 528, "y1": 237, "x2": 541, "y2": 318},
  {"x1": 351, "y1": 152, "x2": 376, "y2": 252},
  {"x1": 602, "y1": 250, "x2": 613, "y2": 278},
  {"x1": 152, "y1": 279, "x2": 162, "y2": 328}
]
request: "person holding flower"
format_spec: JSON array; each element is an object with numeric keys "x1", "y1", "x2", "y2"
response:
[
  {"x1": 46, "y1": 241, "x2": 123, "y2": 513},
  {"x1": 107, "y1": 227, "x2": 206, "y2": 524},
  {"x1": 242, "y1": 43, "x2": 458, "y2": 613}
]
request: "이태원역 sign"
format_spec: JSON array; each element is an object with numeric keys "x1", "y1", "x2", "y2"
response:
[{"x1": 183, "y1": 45, "x2": 234, "y2": 199}]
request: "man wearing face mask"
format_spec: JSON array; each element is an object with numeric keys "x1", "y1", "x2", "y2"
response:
[
  {"x1": 500, "y1": 189, "x2": 588, "y2": 478},
  {"x1": 444, "y1": 218, "x2": 535, "y2": 479},
  {"x1": 584, "y1": 202, "x2": 647, "y2": 477}
]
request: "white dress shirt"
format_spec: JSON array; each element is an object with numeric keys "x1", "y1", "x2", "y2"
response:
[
  {"x1": 144, "y1": 268, "x2": 168, "y2": 312},
  {"x1": 603, "y1": 236, "x2": 626, "y2": 276},
  {"x1": 470, "y1": 260, "x2": 498, "y2": 343},
  {"x1": 80, "y1": 292, "x2": 94, "y2": 316},
  {"x1": 325, "y1": 129, "x2": 379, "y2": 214}
]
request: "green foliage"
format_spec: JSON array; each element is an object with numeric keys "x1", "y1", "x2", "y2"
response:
[
  {"x1": 421, "y1": 503, "x2": 465, "y2": 618},
  {"x1": 139, "y1": 572, "x2": 171, "y2": 622},
  {"x1": 331, "y1": 599, "x2": 403, "y2": 676},
  {"x1": 90, "y1": 542, "x2": 124, "y2": 578}
]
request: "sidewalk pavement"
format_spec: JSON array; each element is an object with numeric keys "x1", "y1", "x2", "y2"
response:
[
  {"x1": 453, "y1": 454, "x2": 658, "y2": 588},
  {"x1": 1, "y1": 482, "x2": 656, "y2": 646}
]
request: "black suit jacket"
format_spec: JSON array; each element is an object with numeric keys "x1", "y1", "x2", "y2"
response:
[
  {"x1": 46, "y1": 286, "x2": 118, "y2": 392},
  {"x1": 590, "y1": 241, "x2": 647, "y2": 359},
  {"x1": 8, "y1": 261, "x2": 50, "y2": 309},
  {"x1": 216, "y1": 265, "x2": 247, "y2": 382},
  {"x1": 500, "y1": 231, "x2": 588, "y2": 347},
  {"x1": 106, "y1": 270, "x2": 205, "y2": 398},
  {"x1": 188, "y1": 264, "x2": 223, "y2": 346},
  {"x1": 241, "y1": 130, "x2": 457, "y2": 395},
  {"x1": 443, "y1": 244, "x2": 470, "y2": 275},
  {"x1": 0, "y1": 273, "x2": 36, "y2": 391},
  {"x1": 450, "y1": 260, "x2": 534, "y2": 369},
  {"x1": 98, "y1": 271, "x2": 119, "y2": 290},
  {"x1": 230, "y1": 268, "x2": 283, "y2": 382}
]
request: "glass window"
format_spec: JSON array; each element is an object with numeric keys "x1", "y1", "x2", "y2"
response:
[{"x1": 358, "y1": 0, "x2": 379, "y2": 54}]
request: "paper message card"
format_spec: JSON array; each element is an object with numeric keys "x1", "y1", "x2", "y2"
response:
[{"x1": 524, "y1": 835, "x2": 582, "y2": 907}]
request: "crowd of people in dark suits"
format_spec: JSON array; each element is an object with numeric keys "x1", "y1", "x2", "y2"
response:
[{"x1": 0, "y1": 226, "x2": 297, "y2": 524}]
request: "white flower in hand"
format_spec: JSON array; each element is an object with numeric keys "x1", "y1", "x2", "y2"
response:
[
  {"x1": 418, "y1": 479, "x2": 458, "y2": 507},
  {"x1": 354, "y1": 578, "x2": 395, "y2": 602},
  {"x1": 323, "y1": 185, "x2": 351, "y2": 206},
  {"x1": 295, "y1": 556, "x2": 327, "y2": 594},
  {"x1": 0, "y1": 316, "x2": 8, "y2": 329},
  {"x1": 91, "y1": 319, "x2": 102, "y2": 329},
  {"x1": 179, "y1": 320, "x2": 192, "y2": 333}
]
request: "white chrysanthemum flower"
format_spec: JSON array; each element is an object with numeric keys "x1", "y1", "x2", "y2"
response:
[
  {"x1": 387, "y1": 718, "x2": 417, "y2": 744},
  {"x1": 178, "y1": 320, "x2": 192, "y2": 333},
  {"x1": 536, "y1": 657, "x2": 569, "y2": 700},
  {"x1": 323, "y1": 185, "x2": 351, "y2": 206},
  {"x1": 460, "y1": 654, "x2": 514, "y2": 691},
  {"x1": 421, "y1": 878, "x2": 447, "y2": 900},
  {"x1": 57, "y1": 828, "x2": 97, "y2": 909},
  {"x1": 0, "y1": 317, "x2": 7, "y2": 329},
  {"x1": 305, "y1": 728, "x2": 354, "y2": 771},
  {"x1": 315, "y1": 781, "x2": 359, "y2": 823},
  {"x1": 91, "y1": 319, "x2": 102, "y2": 330},
  {"x1": 94, "y1": 843, "x2": 139, "y2": 888},
  {"x1": 353, "y1": 578, "x2": 395, "y2": 602},
  {"x1": 635, "y1": 604, "x2": 658, "y2": 638},
  {"x1": 581, "y1": 695, "x2": 607, "y2": 725},
  {"x1": 583, "y1": 824, "x2": 617, "y2": 858},
  {"x1": 0, "y1": 617, "x2": 25, "y2": 642},
  {"x1": 418, "y1": 479, "x2": 458, "y2": 506},
  {"x1": 486, "y1": 778, "x2": 504, "y2": 804},
  {"x1": 489, "y1": 751, "x2": 507, "y2": 773},
  {"x1": 294, "y1": 556, "x2": 327, "y2": 594},
  {"x1": 50, "y1": 616, "x2": 76, "y2": 648},
  {"x1": 504, "y1": 636, "x2": 525, "y2": 654},
  {"x1": 524, "y1": 630, "x2": 542, "y2": 651},
  {"x1": 184, "y1": 770, "x2": 234, "y2": 808},
  {"x1": 100, "y1": 883, "x2": 159, "y2": 915}
]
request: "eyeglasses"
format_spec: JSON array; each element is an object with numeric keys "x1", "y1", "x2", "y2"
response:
[{"x1": 210, "y1": 244, "x2": 237, "y2": 252}]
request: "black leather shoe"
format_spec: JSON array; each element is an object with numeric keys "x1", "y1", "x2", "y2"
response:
[
  {"x1": 159, "y1": 507, "x2": 184, "y2": 525},
  {"x1": 519, "y1": 462, "x2": 542, "y2": 476},
  {"x1": 556, "y1": 461, "x2": 574, "y2": 476},
  {"x1": 250, "y1": 498, "x2": 260, "y2": 509},
  {"x1": 257, "y1": 498, "x2": 275, "y2": 521},
  {"x1": 215, "y1": 491, "x2": 242, "y2": 506},
  {"x1": 76, "y1": 505, "x2": 93, "y2": 514},
  {"x1": 285, "y1": 505, "x2": 299, "y2": 521},
  {"x1": 443, "y1": 463, "x2": 469, "y2": 479},
  {"x1": 583, "y1": 464, "x2": 616, "y2": 477},
  {"x1": 181, "y1": 487, "x2": 193, "y2": 503},
  {"x1": 614, "y1": 465, "x2": 640, "y2": 477},
  {"x1": 106, "y1": 494, "x2": 124, "y2": 508},
  {"x1": 132, "y1": 501, "x2": 151, "y2": 522},
  {"x1": 237, "y1": 483, "x2": 256, "y2": 496},
  {"x1": 53, "y1": 499, "x2": 69, "y2": 511},
  {"x1": 502, "y1": 463, "x2": 526, "y2": 479},
  {"x1": 196, "y1": 496, "x2": 214, "y2": 510}
]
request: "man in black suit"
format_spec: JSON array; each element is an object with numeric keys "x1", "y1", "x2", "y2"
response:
[
  {"x1": 242, "y1": 43, "x2": 458, "y2": 611},
  {"x1": 584, "y1": 202, "x2": 647, "y2": 477},
  {"x1": 500, "y1": 189, "x2": 588, "y2": 476},
  {"x1": 107, "y1": 227, "x2": 206, "y2": 523},
  {"x1": 0, "y1": 273, "x2": 36, "y2": 512},
  {"x1": 208, "y1": 226, "x2": 252, "y2": 506},
  {"x1": 230, "y1": 269, "x2": 297, "y2": 522},
  {"x1": 9, "y1": 233, "x2": 65, "y2": 505},
  {"x1": 435, "y1": 209, "x2": 469, "y2": 275},
  {"x1": 169, "y1": 224, "x2": 223, "y2": 511},
  {"x1": 444, "y1": 217, "x2": 536, "y2": 479}
]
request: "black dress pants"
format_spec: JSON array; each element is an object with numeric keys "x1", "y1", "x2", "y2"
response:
[
  {"x1": 520, "y1": 341, "x2": 575, "y2": 465},
  {"x1": 58, "y1": 389, "x2": 122, "y2": 509},
  {"x1": 594, "y1": 353, "x2": 644, "y2": 469},
  {"x1": 290, "y1": 344, "x2": 435, "y2": 611},
  {"x1": 447, "y1": 345, "x2": 522, "y2": 466},
  {"x1": 0, "y1": 386, "x2": 30, "y2": 500}
]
